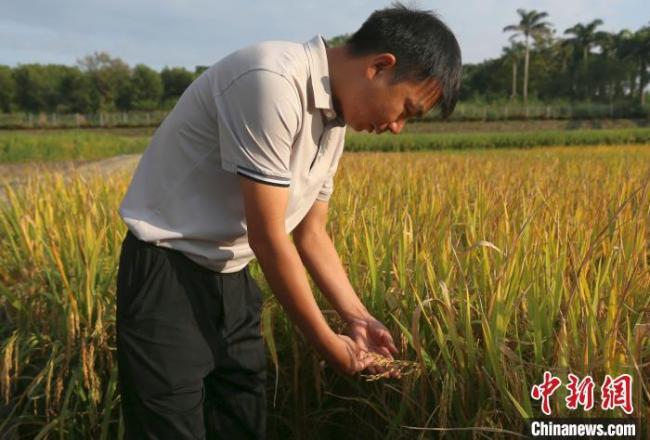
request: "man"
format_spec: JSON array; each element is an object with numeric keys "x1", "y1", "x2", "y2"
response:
[{"x1": 116, "y1": 2, "x2": 461, "y2": 439}]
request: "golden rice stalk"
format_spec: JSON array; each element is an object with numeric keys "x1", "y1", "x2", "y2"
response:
[{"x1": 359, "y1": 353, "x2": 422, "y2": 382}]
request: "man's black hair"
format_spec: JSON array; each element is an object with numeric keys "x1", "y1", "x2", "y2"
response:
[{"x1": 347, "y1": 2, "x2": 462, "y2": 119}]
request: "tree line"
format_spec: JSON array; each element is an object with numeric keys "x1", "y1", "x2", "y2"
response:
[
  {"x1": 0, "y1": 10, "x2": 648, "y2": 115},
  {"x1": 467, "y1": 10, "x2": 649, "y2": 106},
  {"x1": 0, "y1": 52, "x2": 207, "y2": 114}
]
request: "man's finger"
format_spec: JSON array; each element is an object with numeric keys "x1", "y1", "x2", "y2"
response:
[
  {"x1": 351, "y1": 327, "x2": 369, "y2": 349},
  {"x1": 382, "y1": 333, "x2": 398, "y2": 355}
]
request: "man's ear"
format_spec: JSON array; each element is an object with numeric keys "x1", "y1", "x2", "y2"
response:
[{"x1": 365, "y1": 53, "x2": 397, "y2": 80}]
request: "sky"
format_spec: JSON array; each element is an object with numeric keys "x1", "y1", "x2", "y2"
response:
[{"x1": 2, "y1": 0, "x2": 649, "y2": 70}]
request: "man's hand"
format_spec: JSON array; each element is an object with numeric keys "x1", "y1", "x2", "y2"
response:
[
  {"x1": 346, "y1": 313, "x2": 400, "y2": 377},
  {"x1": 293, "y1": 200, "x2": 401, "y2": 378},
  {"x1": 325, "y1": 334, "x2": 374, "y2": 375},
  {"x1": 239, "y1": 175, "x2": 371, "y2": 377}
]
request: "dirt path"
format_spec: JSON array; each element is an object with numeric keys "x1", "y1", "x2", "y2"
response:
[
  {"x1": 0, "y1": 154, "x2": 142, "y2": 203},
  {"x1": 75, "y1": 154, "x2": 141, "y2": 177}
]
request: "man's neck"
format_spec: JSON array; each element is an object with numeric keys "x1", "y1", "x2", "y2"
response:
[{"x1": 325, "y1": 46, "x2": 349, "y2": 118}]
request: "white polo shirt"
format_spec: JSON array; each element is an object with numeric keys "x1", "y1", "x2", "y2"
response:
[{"x1": 119, "y1": 35, "x2": 346, "y2": 273}]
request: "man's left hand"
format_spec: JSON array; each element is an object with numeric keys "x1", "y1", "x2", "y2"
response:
[{"x1": 345, "y1": 312, "x2": 400, "y2": 378}]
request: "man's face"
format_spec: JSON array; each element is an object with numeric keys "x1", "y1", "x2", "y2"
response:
[{"x1": 338, "y1": 62, "x2": 442, "y2": 134}]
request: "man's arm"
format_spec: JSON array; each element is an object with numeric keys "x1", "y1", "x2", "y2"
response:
[
  {"x1": 292, "y1": 200, "x2": 399, "y2": 369},
  {"x1": 292, "y1": 200, "x2": 369, "y2": 323},
  {"x1": 239, "y1": 176, "x2": 371, "y2": 375}
]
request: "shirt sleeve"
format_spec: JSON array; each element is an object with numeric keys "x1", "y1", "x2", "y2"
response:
[
  {"x1": 315, "y1": 137, "x2": 344, "y2": 203},
  {"x1": 316, "y1": 174, "x2": 334, "y2": 202},
  {"x1": 215, "y1": 69, "x2": 301, "y2": 187}
]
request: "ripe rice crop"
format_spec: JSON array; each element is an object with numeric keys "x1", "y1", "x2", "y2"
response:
[{"x1": 0, "y1": 145, "x2": 648, "y2": 438}]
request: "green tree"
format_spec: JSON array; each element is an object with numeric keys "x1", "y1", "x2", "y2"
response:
[
  {"x1": 607, "y1": 30, "x2": 638, "y2": 100},
  {"x1": 58, "y1": 67, "x2": 99, "y2": 113},
  {"x1": 12, "y1": 65, "x2": 51, "y2": 112},
  {"x1": 161, "y1": 67, "x2": 194, "y2": 101},
  {"x1": 77, "y1": 52, "x2": 131, "y2": 111},
  {"x1": 0, "y1": 65, "x2": 15, "y2": 112},
  {"x1": 460, "y1": 58, "x2": 511, "y2": 102},
  {"x1": 194, "y1": 66, "x2": 209, "y2": 78},
  {"x1": 591, "y1": 30, "x2": 633, "y2": 101},
  {"x1": 503, "y1": 9, "x2": 553, "y2": 105},
  {"x1": 326, "y1": 34, "x2": 351, "y2": 48},
  {"x1": 620, "y1": 25, "x2": 650, "y2": 105},
  {"x1": 562, "y1": 20, "x2": 605, "y2": 99},
  {"x1": 128, "y1": 64, "x2": 163, "y2": 110},
  {"x1": 43, "y1": 65, "x2": 75, "y2": 111},
  {"x1": 564, "y1": 19, "x2": 605, "y2": 65}
]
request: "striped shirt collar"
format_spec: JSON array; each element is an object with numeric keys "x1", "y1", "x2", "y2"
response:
[{"x1": 304, "y1": 35, "x2": 346, "y2": 127}]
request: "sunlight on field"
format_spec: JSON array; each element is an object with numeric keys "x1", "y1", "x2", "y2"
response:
[{"x1": 0, "y1": 145, "x2": 648, "y2": 438}]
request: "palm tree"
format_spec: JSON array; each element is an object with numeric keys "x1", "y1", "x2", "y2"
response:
[
  {"x1": 554, "y1": 37, "x2": 574, "y2": 74},
  {"x1": 503, "y1": 9, "x2": 553, "y2": 105},
  {"x1": 502, "y1": 38, "x2": 525, "y2": 99},
  {"x1": 620, "y1": 24, "x2": 650, "y2": 105},
  {"x1": 562, "y1": 20, "x2": 606, "y2": 99},
  {"x1": 563, "y1": 19, "x2": 605, "y2": 66},
  {"x1": 595, "y1": 30, "x2": 633, "y2": 101}
]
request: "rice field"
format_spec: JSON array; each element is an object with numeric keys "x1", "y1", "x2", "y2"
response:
[{"x1": 0, "y1": 144, "x2": 648, "y2": 438}]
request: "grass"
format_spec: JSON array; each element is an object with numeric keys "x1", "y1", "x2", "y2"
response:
[
  {"x1": 404, "y1": 118, "x2": 649, "y2": 133},
  {"x1": 0, "y1": 145, "x2": 648, "y2": 439},
  {"x1": 0, "y1": 131, "x2": 148, "y2": 163},
  {"x1": 2, "y1": 127, "x2": 650, "y2": 163},
  {"x1": 345, "y1": 127, "x2": 650, "y2": 151}
]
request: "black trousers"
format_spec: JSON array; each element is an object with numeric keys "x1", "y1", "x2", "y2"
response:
[{"x1": 116, "y1": 231, "x2": 267, "y2": 439}]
